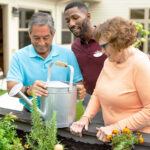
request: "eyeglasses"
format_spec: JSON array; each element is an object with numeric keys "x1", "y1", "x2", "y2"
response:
[{"x1": 99, "y1": 43, "x2": 108, "y2": 50}]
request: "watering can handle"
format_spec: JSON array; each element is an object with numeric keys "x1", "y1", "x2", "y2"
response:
[
  {"x1": 55, "y1": 61, "x2": 68, "y2": 67},
  {"x1": 47, "y1": 61, "x2": 74, "y2": 91}
]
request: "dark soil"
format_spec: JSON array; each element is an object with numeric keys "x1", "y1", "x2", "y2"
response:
[
  {"x1": 16, "y1": 129, "x2": 111, "y2": 150},
  {"x1": 57, "y1": 135, "x2": 111, "y2": 150},
  {"x1": 16, "y1": 130, "x2": 29, "y2": 146}
]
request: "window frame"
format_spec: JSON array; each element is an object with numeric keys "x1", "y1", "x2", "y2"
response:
[
  {"x1": 61, "y1": 12, "x2": 75, "y2": 45},
  {"x1": 129, "y1": 8, "x2": 150, "y2": 53},
  {"x1": 18, "y1": 7, "x2": 52, "y2": 49}
]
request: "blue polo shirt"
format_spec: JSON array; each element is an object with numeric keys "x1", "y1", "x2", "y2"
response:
[{"x1": 7, "y1": 44, "x2": 83, "y2": 110}]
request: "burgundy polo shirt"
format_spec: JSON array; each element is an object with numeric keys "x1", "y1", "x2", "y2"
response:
[{"x1": 72, "y1": 37, "x2": 107, "y2": 95}]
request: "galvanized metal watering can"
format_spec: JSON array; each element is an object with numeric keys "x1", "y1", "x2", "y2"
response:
[{"x1": 9, "y1": 61, "x2": 77, "y2": 128}]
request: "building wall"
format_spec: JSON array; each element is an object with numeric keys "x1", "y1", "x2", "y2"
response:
[
  {"x1": 0, "y1": 0, "x2": 56, "y2": 75},
  {"x1": 89, "y1": 0, "x2": 150, "y2": 24},
  {"x1": 0, "y1": 0, "x2": 150, "y2": 75},
  {"x1": 88, "y1": 0, "x2": 150, "y2": 55},
  {"x1": 10, "y1": 0, "x2": 56, "y2": 51}
]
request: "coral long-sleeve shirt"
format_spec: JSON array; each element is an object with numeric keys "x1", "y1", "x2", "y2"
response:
[{"x1": 84, "y1": 47, "x2": 150, "y2": 133}]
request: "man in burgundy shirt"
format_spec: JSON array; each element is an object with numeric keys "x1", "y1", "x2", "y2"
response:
[{"x1": 64, "y1": 2, "x2": 106, "y2": 124}]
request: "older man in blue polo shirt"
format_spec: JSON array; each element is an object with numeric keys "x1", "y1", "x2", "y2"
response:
[{"x1": 6, "y1": 12, "x2": 86, "y2": 111}]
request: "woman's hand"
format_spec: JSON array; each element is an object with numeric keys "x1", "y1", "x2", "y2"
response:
[
  {"x1": 28, "y1": 80, "x2": 48, "y2": 97},
  {"x1": 70, "y1": 116, "x2": 90, "y2": 137},
  {"x1": 96, "y1": 126, "x2": 113, "y2": 142}
]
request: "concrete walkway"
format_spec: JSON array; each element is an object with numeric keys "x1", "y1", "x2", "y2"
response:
[
  {"x1": 0, "y1": 77, "x2": 23, "y2": 111},
  {"x1": 0, "y1": 77, "x2": 6, "y2": 90}
]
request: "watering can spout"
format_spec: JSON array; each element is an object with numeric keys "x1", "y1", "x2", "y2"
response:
[{"x1": 8, "y1": 83, "x2": 45, "y2": 119}]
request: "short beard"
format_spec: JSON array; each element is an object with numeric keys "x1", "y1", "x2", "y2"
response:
[
  {"x1": 79, "y1": 20, "x2": 88, "y2": 38},
  {"x1": 70, "y1": 20, "x2": 89, "y2": 38}
]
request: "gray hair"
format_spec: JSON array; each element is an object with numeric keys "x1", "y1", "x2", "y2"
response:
[{"x1": 28, "y1": 12, "x2": 55, "y2": 35}]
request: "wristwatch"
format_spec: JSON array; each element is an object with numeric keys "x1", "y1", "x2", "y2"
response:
[{"x1": 24, "y1": 86, "x2": 30, "y2": 96}]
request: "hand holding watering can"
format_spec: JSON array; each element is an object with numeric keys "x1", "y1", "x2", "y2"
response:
[
  {"x1": 26, "y1": 61, "x2": 86, "y2": 99},
  {"x1": 9, "y1": 61, "x2": 86, "y2": 128},
  {"x1": 27, "y1": 80, "x2": 48, "y2": 97},
  {"x1": 76, "y1": 83, "x2": 86, "y2": 100},
  {"x1": 28, "y1": 81, "x2": 86, "y2": 99}
]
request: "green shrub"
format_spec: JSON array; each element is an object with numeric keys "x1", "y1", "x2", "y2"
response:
[
  {"x1": 0, "y1": 113, "x2": 24, "y2": 150},
  {"x1": 133, "y1": 22, "x2": 150, "y2": 48},
  {"x1": 26, "y1": 96, "x2": 60, "y2": 150}
]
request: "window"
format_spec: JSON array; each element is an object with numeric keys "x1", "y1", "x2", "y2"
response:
[
  {"x1": 130, "y1": 8, "x2": 150, "y2": 53},
  {"x1": 19, "y1": 8, "x2": 51, "y2": 49},
  {"x1": 130, "y1": 9, "x2": 144, "y2": 19},
  {"x1": 19, "y1": 8, "x2": 34, "y2": 48},
  {"x1": 61, "y1": 13, "x2": 75, "y2": 44}
]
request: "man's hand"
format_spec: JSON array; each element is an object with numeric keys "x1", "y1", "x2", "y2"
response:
[
  {"x1": 28, "y1": 80, "x2": 48, "y2": 97},
  {"x1": 76, "y1": 82, "x2": 86, "y2": 100}
]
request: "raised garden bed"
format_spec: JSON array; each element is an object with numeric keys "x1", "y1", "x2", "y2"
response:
[
  {"x1": 16, "y1": 129, "x2": 111, "y2": 150},
  {"x1": 0, "y1": 107, "x2": 150, "y2": 150}
]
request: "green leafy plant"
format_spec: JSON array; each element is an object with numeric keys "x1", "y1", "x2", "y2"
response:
[
  {"x1": 106, "y1": 127, "x2": 144, "y2": 150},
  {"x1": 25, "y1": 93, "x2": 61, "y2": 150},
  {"x1": 76, "y1": 100, "x2": 84, "y2": 121},
  {"x1": 0, "y1": 112, "x2": 24, "y2": 150},
  {"x1": 133, "y1": 22, "x2": 150, "y2": 48}
]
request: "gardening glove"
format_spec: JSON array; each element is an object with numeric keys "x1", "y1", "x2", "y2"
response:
[{"x1": 70, "y1": 116, "x2": 90, "y2": 137}]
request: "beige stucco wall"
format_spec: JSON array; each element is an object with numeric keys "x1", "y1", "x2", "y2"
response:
[
  {"x1": 88, "y1": 0, "x2": 150, "y2": 54},
  {"x1": 1, "y1": 0, "x2": 150, "y2": 75},
  {"x1": 0, "y1": 0, "x2": 56, "y2": 75},
  {"x1": 89, "y1": 0, "x2": 150, "y2": 25}
]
